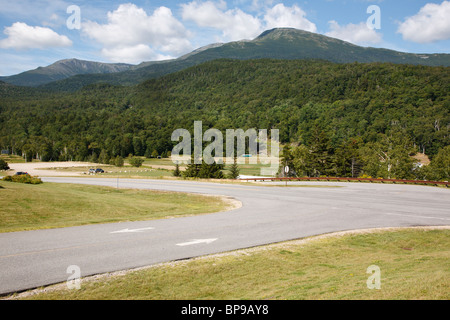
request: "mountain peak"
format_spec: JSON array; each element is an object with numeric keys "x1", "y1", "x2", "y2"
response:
[
  {"x1": 1, "y1": 27, "x2": 449, "y2": 90},
  {"x1": 0, "y1": 58, "x2": 133, "y2": 87},
  {"x1": 256, "y1": 27, "x2": 312, "y2": 40},
  {"x1": 254, "y1": 27, "x2": 356, "y2": 47}
]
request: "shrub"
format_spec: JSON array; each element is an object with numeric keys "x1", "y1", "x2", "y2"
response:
[
  {"x1": 2, "y1": 174, "x2": 43, "y2": 184},
  {"x1": 0, "y1": 159, "x2": 9, "y2": 170},
  {"x1": 173, "y1": 163, "x2": 181, "y2": 177},
  {"x1": 129, "y1": 157, "x2": 144, "y2": 168},
  {"x1": 114, "y1": 156, "x2": 124, "y2": 167}
]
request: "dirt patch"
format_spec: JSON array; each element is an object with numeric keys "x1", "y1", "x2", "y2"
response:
[
  {"x1": 7, "y1": 162, "x2": 100, "y2": 177},
  {"x1": 412, "y1": 153, "x2": 430, "y2": 166}
]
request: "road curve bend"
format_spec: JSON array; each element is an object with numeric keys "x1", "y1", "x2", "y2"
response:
[{"x1": 0, "y1": 177, "x2": 449, "y2": 295}]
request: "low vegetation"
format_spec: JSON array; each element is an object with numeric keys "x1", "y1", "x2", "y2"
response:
[
  {"x1": 13, "y1": 228, "x2": 449, "y2": 300},
  {"x1": 2, "y1": 174, "x2": 42, "y2": 184},
  {"x1": 0, "y1": 181, "x2": 233, "y2": 233}
]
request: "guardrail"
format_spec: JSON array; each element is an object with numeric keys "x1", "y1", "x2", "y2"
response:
[{"x1": 239, "y1": 176, "x2": 449, "y2": 187}]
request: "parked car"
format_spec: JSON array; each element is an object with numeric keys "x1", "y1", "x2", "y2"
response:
[
  {"x1": 15, "y1": 172, "x2": 29, "y2": 176},
  {"x1": 89, "y1": 168, "x2": 104, "y2": 174}
]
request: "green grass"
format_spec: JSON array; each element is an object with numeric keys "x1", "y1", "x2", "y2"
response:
[
  {"x1": 103, "y1": 168, "x2": 173, "y2": 178},
  {"x1": 0, "y1": 181, "x2": 234, "y2": 233},
  {"x1": 142, "y1": 157, "x2": 276, "y2": 177},
  {"x1": 11, "y1": 228, "x2": 450, "y2": 300},
  {"x1": 0, "y1": 154, "x2": 26, "y2": 163}
]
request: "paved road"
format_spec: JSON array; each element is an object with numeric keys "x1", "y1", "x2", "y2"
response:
[{"x1": 1, "y1": 177, "x2": 449, "y2": 295}]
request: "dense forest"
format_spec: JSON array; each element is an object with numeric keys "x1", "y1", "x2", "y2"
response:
[{"x1": 0, "y1": 59, "x2": 448, "y2": 180}]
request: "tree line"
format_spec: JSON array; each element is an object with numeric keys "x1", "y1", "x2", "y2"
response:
[{"x1": 0, "y1": 59, "x2": 448, "y2": 180}]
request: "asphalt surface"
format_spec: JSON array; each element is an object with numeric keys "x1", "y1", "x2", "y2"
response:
[{"x1": 1, "y1": 177, "x2": 449, "y2": 295}]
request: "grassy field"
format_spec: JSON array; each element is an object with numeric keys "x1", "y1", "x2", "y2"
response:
[
  {"x1": 0, "y1": 181, "x2": 235, "y2": 233},
  {"x1": 0, "y1": 154, "x2": 26, "y2": 163},
  {"x1": 35, "y1": 157, "x2": 273, "y2": 178},
  {"x1": 41, "y1": 164, "x2": 174, "y2": 178},
  {"x1": 142, "y1": 157, "x2": 275, "y2": 177},
  {"x1": 10, "y1": 227, "x2": 449, "y2": 300}
]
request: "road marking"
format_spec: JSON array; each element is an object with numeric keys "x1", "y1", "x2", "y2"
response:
[
  {"x1": 110, "y1": 227, "x2": 155, "y2": 234},
  {"x1": 176, "y1": 238, "x2": 218, "y2": 246},
  {"x1": 112, "y1": 179, "x2": 264, "y2": 191},
  {"x1": 381, "y1": 212, "x2": 450, "y2": 221}
]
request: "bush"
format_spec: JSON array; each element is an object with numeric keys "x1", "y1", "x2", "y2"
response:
[
  {"x1": 114, "y1": 156, "x2": 124, "y2": 167},
  {"x1": 173, "y1": 163, "x2": 181, "y2": 177},
  {"x1": 2, "y1": 174, "x2": 43, "y2": 184},
  {"x1": 129, "y1": 157, "x2": 144, "y2": 168},
  {"x1": 0, "y1": 159, "x2": 9, "y2": 170}
]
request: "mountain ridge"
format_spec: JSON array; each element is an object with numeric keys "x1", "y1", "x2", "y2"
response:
[
  {"x1": 1, "y1": 28, "x2": 449, "y2": 91},
  {"x1": 0, "y1": 58, "x2": 133, "y2": 87}
]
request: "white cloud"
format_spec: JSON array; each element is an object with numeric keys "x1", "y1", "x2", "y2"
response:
[
  {"x1": 181, "y1": 1, "x2": 316, "y2": 41},
  {"x1": 82, "y1": 3, "x2": 193, "y2": 63},
  {"x1": 397, "y1": 1, "x2": 450, "y2": 43},
  {"x1": 264, "y1": 3, "x2": 317, "y2": 33},
  {"x1": 325, "y1": 20, "x2": 382, "y2": 45},
  {"x1": 0, "y1": 22, "x2": 72, "y2": 50},
  {"x1": 101, "y1": 44, "x2": 173, "y2": 64},
  {"x1": 181, "y1": 0, "x2": 262, "y2": 41},
  {"x1": 250, "y1": 0, "x2": 275, "y2": 11}
]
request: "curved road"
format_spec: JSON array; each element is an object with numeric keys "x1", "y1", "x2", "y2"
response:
[{"x1": 1, "y1": 177, "x2": 449, "y2": 294}]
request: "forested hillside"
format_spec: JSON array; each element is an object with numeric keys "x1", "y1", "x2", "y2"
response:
[
  {"x1": 0, "y1": 59, "x2": 448, "y2": 180},
  {"x1": 22, "y1": 28, "x2": 450, "y2": 92}
]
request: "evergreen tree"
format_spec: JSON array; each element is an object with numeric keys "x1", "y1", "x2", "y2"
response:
[
  {"x1": 227, "y1": 157, "x2": 240, "y2": 179},
  {"x1": 183, "y1": 154, "x2": 224, "y2": 179},
  {"x1": 280, "y1": 145, "x2": 295, "y2": 177},
  {"x1": 183, "y1": 155, "x2": 202, "y2": 178},
  {"x1": 292, "y1": 144, "x2": 313, "y2": 177},
  {"x1": 309, "y1": 128, "x2": 334, "y2": 177},
  {"x1": 423, "y1": 145, "x2": 450, "y2": 181},
  {"x1": 198, "y1": 161, "x2": 224, "y2": 179},
  {"x1": 98, "y1": 149, "x2": 110, "y2": 164},
  {"x1": 334, "y1": 138, "x2": 363, "y2": 177},
  {"x1": 173, "y1": 163, "x2": 181, "y2": 177}
]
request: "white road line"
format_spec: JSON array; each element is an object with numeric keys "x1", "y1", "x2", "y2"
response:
[
  {"x1": 176, "y1": 238, "x2": 218, "y2": 246},
  {"x1": 381, "y1": 212, "x2": 450, "y2": 221},
  {"x1": 110, "y1": 227, "x2": 155, "y2": 234}
]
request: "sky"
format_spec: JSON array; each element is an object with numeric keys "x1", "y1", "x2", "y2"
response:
[{"x1": 0, "y1": 0, "x2": 449, "y2": 76}]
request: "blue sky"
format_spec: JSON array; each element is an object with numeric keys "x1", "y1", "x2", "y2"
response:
[{"x1": 0, "y1": 0, "x2": 449, "y2": 76}]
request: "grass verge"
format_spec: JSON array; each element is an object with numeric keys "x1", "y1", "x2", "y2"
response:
[
  {"x1": 8, "y1": 227, "x2": 449, "y2": 300},
  {"x1": 0, "y1": 181, "x2": 237, "y2": 233}
]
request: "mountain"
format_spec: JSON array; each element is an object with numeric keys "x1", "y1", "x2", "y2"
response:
[
  {"x1": 0, "y1": 59, "x2": 133, "y2": 87},
  {"x1": 1, "y1": 59, "x2": 448, "y2": 172},
  {"x1": 3, "y1": 28, "x2": 450, "y2": 91}
]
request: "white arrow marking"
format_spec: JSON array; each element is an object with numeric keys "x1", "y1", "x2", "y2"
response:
[
  {"x1": 176, "y1": 238, "x2": 218, "y2": 246},
  {"x1": 110, "y1": 227, "x2": 155, "y2": 234}
]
